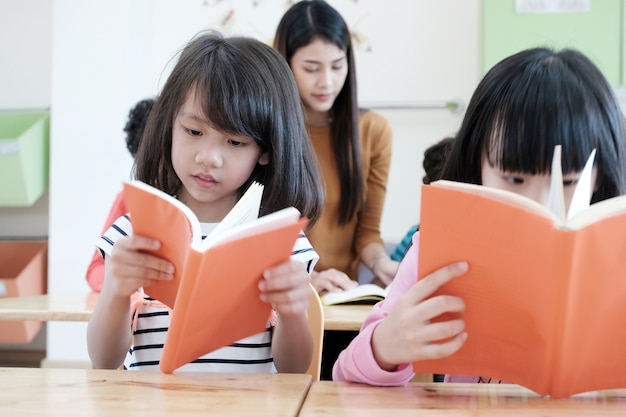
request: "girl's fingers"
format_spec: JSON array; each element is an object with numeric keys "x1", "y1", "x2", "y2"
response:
[
  {"x1": 412, "y1": 293, "x2": 466, "y2": 323},
  {"x1": 259, "y1": 261, "x2": 311, "y2": 314},
  {"x1": 410, "y1": 317, "x2": 466, "y2": 348},
  {"x1": 406, "y1": 261, "x2": 468, "y2": 305},
  {"x1": 109, "y1": 236, "x2": 174, "y2": 281},
  {"x1": 114, "y1": 235, "x2": 161, "y2": 252},
  {"x1": 414, "y1": 332, "x2": 467, "y2": 361}
]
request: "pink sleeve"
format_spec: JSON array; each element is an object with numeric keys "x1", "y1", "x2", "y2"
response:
[{"x1": 332, "y1": 233, "x2": 420, "y2": 385}]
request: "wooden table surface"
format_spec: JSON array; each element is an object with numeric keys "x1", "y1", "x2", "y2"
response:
[
  {"x1": 299, "y1": 381, "x2": 626, "y2": 416},
  {"x1": 0, "y1": 292, "x2": 98, "y2": 321},
  {"x1": 0, "y1": 292, "x2": 373, "y2": 332},
  {"x1": 0, "y1": 367, "x2": 312, "y2": 417},
  {"x1": 321, "y1": 303, "x2": 372, "y2": 331}
]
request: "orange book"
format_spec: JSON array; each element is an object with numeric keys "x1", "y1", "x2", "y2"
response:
[
  {"x1": 413, "y1": 147, "x2": 626, "y2": 398},
  {"x1": 123, "y1": 180, "x2": 308, "y2": 373}
]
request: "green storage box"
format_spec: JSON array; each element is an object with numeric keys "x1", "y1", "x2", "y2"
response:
[{"x1": 0, "y1": 110, "x2": 50, "y2": 206}]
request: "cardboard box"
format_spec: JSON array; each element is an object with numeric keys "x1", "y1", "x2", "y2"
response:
[
  {"x1": 0, "y1": 110, "x2": 50, "y2": 206},
  {"x1": 0, "y1": 241, "x2": 48, "y2": 343}
]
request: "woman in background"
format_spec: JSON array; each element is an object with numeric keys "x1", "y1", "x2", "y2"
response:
[
  {"x1": 274, "y1": 0, "x2": 398, "y2": 294},
  {"x1": 274, "y1": 0, "x2": 399, "y2": 380}
]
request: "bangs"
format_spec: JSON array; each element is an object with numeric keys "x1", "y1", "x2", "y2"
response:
[
  {"x1": 484, "y1": 57, "x2": 600, "y2": 175},
  {"x1": 193, "y1": 58, "x2": 271, "y2": 148}
]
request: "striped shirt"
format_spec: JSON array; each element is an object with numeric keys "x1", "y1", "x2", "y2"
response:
[{"x1": 96, "y1": 213, "x2": 319, "y2": 372}]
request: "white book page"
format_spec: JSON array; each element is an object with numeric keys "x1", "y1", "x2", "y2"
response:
[
  {"x1": 546, "y1": 145, "x2": 566, "y2": 222},
  {"x1": 567, "y1": 194, "x2": 626, "y2": 229},
  {"x1": 198, "y1": 206, "x2": 301, "y2": 251},
  {"x1": 567, "y1": 149, "x2": 596, "y2": 220},
  {"x1": 321, "y1": 283, "x2": 390, "y2": 305},
  {"x1": 207, "y1": 182, "x2": 264, "y2": 238}
]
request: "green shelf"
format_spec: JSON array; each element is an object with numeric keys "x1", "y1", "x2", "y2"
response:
[{"x1": 0, "y1": 110, "x2": 50, "y2": 206}]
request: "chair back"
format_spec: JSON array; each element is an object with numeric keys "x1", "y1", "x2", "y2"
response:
[{"x1": 305, "y1": 283, "x2": 324, "y2": 381}]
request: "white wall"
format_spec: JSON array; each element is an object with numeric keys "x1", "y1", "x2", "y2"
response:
[{"x1": 1, "y1": 0, "x2": 481, "y2": 365}]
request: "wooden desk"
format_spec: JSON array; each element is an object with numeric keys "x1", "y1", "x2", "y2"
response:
[
  {"x1": 0, "y1": 292, "x2": 97, "y2": 321},
  {"x1": 0, "y1": 292, "x2": 373, "y2": 332},
  {"x1": 299, "y1": 381, "x2": 626, "y2": 416},
  {"x1": 0, "y1": 367, "x2": 311, "y2": 417},
  {"x1": 322, "y1": 304, "x2": 372, "y2": 331}
]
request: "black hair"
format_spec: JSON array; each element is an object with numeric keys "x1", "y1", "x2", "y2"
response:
[
  {"x1": 134, "y1": 30, "x2": 323, "y2": 225},
  {"x1": 442, "y1": 47, "x2": 626, "y2": 202},
  {"x1": 274, "y1": 0, "x2": 363, "y2": 224},
  {"x1": 423, "y1": 137, "x2": 455, "y2": 184},
  {"x1": 123, "y1": 98, "x2": 155, "y2": 157}
]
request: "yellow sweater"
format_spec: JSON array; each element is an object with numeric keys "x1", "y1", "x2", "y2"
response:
[{"x1": 306, "y1": 110, "x2": 393, "y2": 280}]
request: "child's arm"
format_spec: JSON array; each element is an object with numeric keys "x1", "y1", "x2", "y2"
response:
[
  {"x1": 87, "y1": 235, "x2": 174, "y2": 369},
  {"x1": 332, "y1": 236, "x2": 468, "y2": 385},
  {"x1": 259, "y1": 259, "x2": 313, "y2": 373}
]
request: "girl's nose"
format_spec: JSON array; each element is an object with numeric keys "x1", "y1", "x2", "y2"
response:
[
  {"x1": 196, "y1": 146, "x2": 222, "y2": 167},
  {"x1": 526, "y1": 184, "x2": 553, "y2": 209}
]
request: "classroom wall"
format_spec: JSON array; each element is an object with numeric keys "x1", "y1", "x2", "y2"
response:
[
  {"x1": 0, "y1": 0, "x2": 480, "y2": 365},
  {"x1": 44, "y1": 0, "x2": 479, "y2": 365}
]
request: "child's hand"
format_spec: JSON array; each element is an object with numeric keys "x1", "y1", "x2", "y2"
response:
[
  {"x1": 371, "y1": 261, "x2": 468, "y2": 371},
  {"x1": 258, "y1": 259, "x2": 311, "y2": 316},
  {"x1": 261, "y1": 259, "x2": 314, "y2": 373},
  {"x1": 103, "y1": 235, "x2": 174, "y2": 297}
]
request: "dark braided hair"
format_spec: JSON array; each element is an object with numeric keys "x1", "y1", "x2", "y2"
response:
[
  {"x1": 422, "y1": 137, "x2": 455, "y2": 184},
  {"x1": 123, "y1": 98, "x2": 155, "y2": 157}
]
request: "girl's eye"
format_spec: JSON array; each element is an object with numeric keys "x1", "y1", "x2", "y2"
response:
[
  {"x1": 305, "y1": 67, "x2": 318, "y2": 73},
  {"x1": 504, "y1": 176, "x2": 525, "y2": 185},
  {"x1": 563, "y1": 178, "x2": 579, "y2": 187},
  {"x1": 332, "y1": 65, "x2": 344, "y2": 71},
  {"x1": 228, "y1": 139, "x2": 245, "y2": 147},
  {"x1": 186, "y1": 128, "x2": 202, "y2": 137}
]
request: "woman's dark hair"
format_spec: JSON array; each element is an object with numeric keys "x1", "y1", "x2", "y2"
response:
[
  {"x1": 133, "y1": 30, "x2": 323, "y2": 225},
  {"x1": 123, "y1": 98, "x2": 155, "y2": 157},
  {"x1": 441, "y1": 47, "x2": 626, "y2": 202},
  {"x1": 274, "y1": 0, "x2": 363, "y2": 224}
]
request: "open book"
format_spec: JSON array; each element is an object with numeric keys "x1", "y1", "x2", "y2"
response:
[
  {"x1": 412, "y1": 146, "x2": 626, "y2": 398},
  {"x1": 123, "y1": 180, "x2": 308, "y2": 373},
  {"x1": 320, "y1": 284, "x2": 390, "y2": 305}
]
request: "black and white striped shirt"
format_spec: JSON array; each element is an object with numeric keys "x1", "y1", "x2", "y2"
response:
[{"x1": 97, "y1": 213, "x2": 319, "y2": 372}]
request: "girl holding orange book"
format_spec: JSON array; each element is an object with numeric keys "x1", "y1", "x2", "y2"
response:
[
  {"x1": 333, "y1": 47, "x2": 626, "y2": 386},
  {"x1": 87, "y1": 31, "x2": 323, "y2": 373}
]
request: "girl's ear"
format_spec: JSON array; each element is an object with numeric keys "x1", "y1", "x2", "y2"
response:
[{"x1": 258, "y1": 152, "x2": 270, "y2": 166}]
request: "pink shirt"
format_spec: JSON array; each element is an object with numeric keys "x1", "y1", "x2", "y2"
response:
[{"x1": 332, "y1": 232, "x2": 495, "y2": 385}]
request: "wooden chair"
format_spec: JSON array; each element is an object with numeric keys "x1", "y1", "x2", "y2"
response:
[{"x1": 305, "y1": 283, "x2": 324, "y2": 381}]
